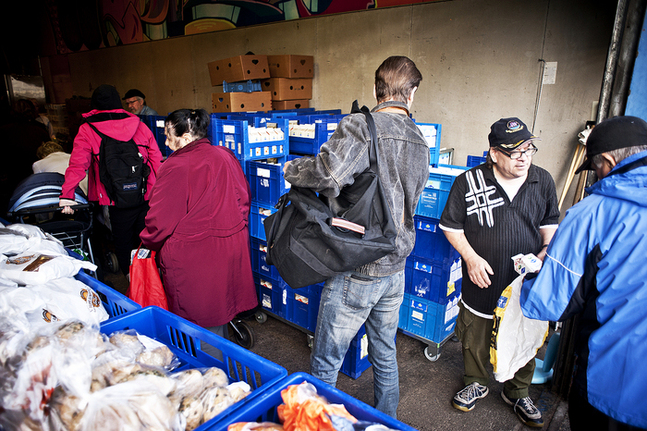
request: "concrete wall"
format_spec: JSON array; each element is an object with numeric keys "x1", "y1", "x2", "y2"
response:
[{"x1": 63, "y1": 0, "x2": 617, "y2": 212}]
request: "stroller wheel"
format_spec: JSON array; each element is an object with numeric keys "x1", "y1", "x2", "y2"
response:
[
  {"x1": 255, "y1": 311, "x2": 267, "y2": 324},
  {"x1": 106, "y1": 252, "x2": 119, "y2": 273},
  {"x1": 229, "y1": 320, "x2": 255, "y2": 349}
]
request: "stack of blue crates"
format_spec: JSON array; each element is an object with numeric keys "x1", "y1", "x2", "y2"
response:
[
  {"x1": 245, "y1": 108, "x2": 374, "y2": 379},
  {"x1": 398, "y1": 121, "x2": 466, "y2": 346},
  {"x1": 466, "y1": 150, "x2": 488, "y2": 168}
]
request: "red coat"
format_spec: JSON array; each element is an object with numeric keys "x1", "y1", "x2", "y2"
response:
[
  {"x1": 61, "y1": 109, "x2": 162, "y2": 205},
  {"x1": 140, "y1": 138, "x2": 257, "y2": 327}
]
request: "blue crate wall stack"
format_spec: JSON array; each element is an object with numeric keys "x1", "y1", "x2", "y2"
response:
[
  {"x1": 400, "y1": 121, "x2": 466, "y2": 348},
  {"x1": 466, "y1": 150, "x2": 489, "y2": 168},
  {"x1": 246, "y1": 108, "x2": 376, "y2": 379}
]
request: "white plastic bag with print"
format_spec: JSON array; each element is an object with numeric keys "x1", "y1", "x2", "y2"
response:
[
  {"x1": 490, "y1": 274, "x2": 549, "y2": 382},
  {"x1": 0, "y1": 253, "x2": 96, "y2": 285}
]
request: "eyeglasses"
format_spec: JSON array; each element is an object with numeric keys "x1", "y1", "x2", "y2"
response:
[{"x1": 497, "y1": 144, "x2": 538, "y2": 159}]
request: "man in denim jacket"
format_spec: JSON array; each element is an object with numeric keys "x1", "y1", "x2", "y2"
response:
[{"x1": 282, "y1": 56, "x2": 430, "y2": 418}]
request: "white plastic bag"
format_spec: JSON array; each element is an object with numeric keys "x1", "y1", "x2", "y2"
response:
[
  {"x1": 490, "y1": 274, "x2": 549, "y2": 382},
  {"x1": 0, "y1": 253, "x2": 96, "y2": 285}
]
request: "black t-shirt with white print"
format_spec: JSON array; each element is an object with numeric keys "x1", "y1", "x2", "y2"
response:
[{"x1": 439, "y1": 164, "x2": 559, "y2": 316}]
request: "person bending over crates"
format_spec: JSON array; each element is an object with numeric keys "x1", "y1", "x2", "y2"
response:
[
  {"x1": 140, "y1": 109, "x2": 258, "y2": 346},
  {"x1": 439, "y1": 117, "x2": 559, "y2": 428},
  {"x1": 520, "y1": 116, "x2": 647, "y2": 430},
  {"x1": 281, "y1": 56, "x2": 430, "y2": 419}
]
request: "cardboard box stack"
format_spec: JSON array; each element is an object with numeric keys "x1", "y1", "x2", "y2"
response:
[
  {"x1": 207, "y1": 54, "x2": 273, "y2": 112},
  {"x1": 264, "y1": 55, "x2": 314, "y2": 110}
]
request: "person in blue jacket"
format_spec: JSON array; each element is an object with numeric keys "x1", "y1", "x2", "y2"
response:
[{"x1": 520, "y1": 115, "x2": 647, "y2": 430}]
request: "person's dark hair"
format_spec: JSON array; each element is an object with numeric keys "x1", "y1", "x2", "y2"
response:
[
  {"x1": 165, "y1": 109, "x2": 210, "y2": 140},
  {"x1": 13, "y1": 99, "x2": 38, "y2": 120},
  {"x1": 374, "y1": 56, "x2": 422, "y2": 104}
]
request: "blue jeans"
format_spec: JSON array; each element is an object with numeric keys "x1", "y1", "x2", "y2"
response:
[{"x1": 310, "y1": 270, "x2": 404, "y2": 418}]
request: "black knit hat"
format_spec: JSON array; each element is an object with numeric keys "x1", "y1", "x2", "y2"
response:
[
  {"x1": 91, "y1": 85, "x2": 122, "y2": 110},
  {"x1": 575, "y1": 116, "x2": 647, "y2": 174}
]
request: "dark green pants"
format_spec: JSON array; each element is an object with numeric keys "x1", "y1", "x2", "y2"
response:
[{"x1": 455, "y1": 302, "x2": 535, "y2": 399}]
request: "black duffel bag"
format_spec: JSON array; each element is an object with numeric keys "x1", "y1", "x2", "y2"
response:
[{"x1": 263, "y1": 102, "x2": 397, "y2": 288}]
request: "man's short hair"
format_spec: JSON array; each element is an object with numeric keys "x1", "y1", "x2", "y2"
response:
[
  {"x1": 592, "y1": 145, "x2": 647, "y2": 169},
  {"x1": 36, "y1": 141, "x2": 65, "y2": 160},
  {"x1": 374, "y1": 56, "x2": 422, "y2": 104}
]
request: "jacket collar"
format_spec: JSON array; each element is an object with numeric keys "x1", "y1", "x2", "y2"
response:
[{"x1": 372, "y1": 100, "x2": 410, "y2": 115}]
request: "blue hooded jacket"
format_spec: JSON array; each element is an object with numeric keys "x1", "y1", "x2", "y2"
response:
[{"x1": 520, "y1": 150, "x2": 647, "y2": 429}]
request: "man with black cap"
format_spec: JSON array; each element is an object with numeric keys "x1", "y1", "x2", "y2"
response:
[
  {"x1": 59, "y1": 84, "x2": 163, "y2": 276},
  {"x1": 439, "y1": 117, "x2": 559, "y2": 427},
  {"x1": 520, "y1": 115, "x2": 647, "y2": 430},
  {"x1": 123, "y1": 89, "x2": 158, "y2": 116}
]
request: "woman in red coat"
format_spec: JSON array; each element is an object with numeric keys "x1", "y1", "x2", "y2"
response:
[{"x1": 140, "y1": 109, "x2": 257, "y2": 336}]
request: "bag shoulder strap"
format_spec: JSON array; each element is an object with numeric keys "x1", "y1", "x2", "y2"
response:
[{"x1": 350, "y1": 100, "x2": 379, "y2": 172}]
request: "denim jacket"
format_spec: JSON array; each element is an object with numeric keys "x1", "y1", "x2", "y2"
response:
[{"x1": 283, "y1": 101, "x2": 430, "y2": 277}]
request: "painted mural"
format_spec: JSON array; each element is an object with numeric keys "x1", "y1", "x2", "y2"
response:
[{"x1": 47, "y1": 0, "x2": 439, "y2": 54}]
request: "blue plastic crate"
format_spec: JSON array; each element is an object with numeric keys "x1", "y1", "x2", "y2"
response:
[
  {"x1": 250, "y1": 201, "x2": 276, "y2": 241},
  {"x1": 75, "y1": 270, "x2": 141, "y2": 321},
  {"x1": 99, "y1": 306, "x2": 287, "y2": 430},
  {"x1": 202, "y1": 371, "x2": 417, "y2": 431},
  {"x1": 415, "y1": 122, "x2": 442, "y2": 167},
  {"x1": 254, "y1": 272, "x2": 288, "y2": 319},
  {"x1": 246, "y1": 158, "x2": 291, "y2": 205},
  {"x1": 415, "y1": 165, "x2": 468, "y2": 219},
  {"x1": 398, "y1": 293, "x2": 460, "y2": 344},
  {"x1": 411, "y1": 215, "x2": 459, "y2": 263},
  {"x1": 405, "y1": 255, "x2": 462, "y2": 304},
  {"x1": 211, "y1": 118, "x2": 289, "y2": 161},
  {"x1": 340, "y1": 324, "x2": 373, "y2": 379},
  {"x1": 139, "y1": 115, "x2": 171, "y2": 158},
  {"x1": 222, "y1": 80, "x2": 262, "y2": 93},
  {"x1": 466, "y1": 155, "x2": 486, "y2": 167},
  {"x1": 286, "y1": 283, "x2": 322, "y2": 333},
  {"x1": 249, "y1": 237, "x2": 281, "y2": 281},
  {"x1": 289, "y1": 120, "x2": 341, "y2": 155}
]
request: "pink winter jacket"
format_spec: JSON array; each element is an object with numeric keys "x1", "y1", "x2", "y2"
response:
[{"x1": 60, "y1": 109, "x2": 163, "y2": 205}]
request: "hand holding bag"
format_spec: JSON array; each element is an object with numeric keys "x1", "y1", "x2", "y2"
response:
[
  {"x1": 263, "y1": 102, "x2": 398, "y2": 288},
  {"x1": 127, "y1": 244, "x2": 169, "y2": 309}
]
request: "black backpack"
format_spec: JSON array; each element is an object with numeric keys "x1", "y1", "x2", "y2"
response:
[{"x1": 87, "y1": 120, "x2": 151, "y2": 208}]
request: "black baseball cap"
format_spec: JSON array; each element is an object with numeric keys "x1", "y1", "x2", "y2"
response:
[
  {"x1": 488, "y1": 117, "x2": 537, "y2": 149},
  {"x1": 575, "y1": 116, "x2": 647, "y2": 174},
  {"x1": 123, "y1": 89, "x2": 146, "y2": 100}
]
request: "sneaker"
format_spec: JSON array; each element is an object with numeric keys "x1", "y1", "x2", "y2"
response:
[
  {"x1": 452, "y1": 382, "x2": 489, "y2": 412},
  {"x1": 501, "y1": 392, "x2": 544, "y2": 428}
]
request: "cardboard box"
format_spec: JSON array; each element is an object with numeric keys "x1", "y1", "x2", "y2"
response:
[
  {"x1": 212, "y1": 92, "x2": 272, "y2": 112},
  {"x1": 267, "y1": 55, "x2": 314, "y2": 78},
  {"x1": 207, "y1": 55, "x2": 270, "y2": 86},
  {"x1": 272, "y1": 99, "x2": 310, "y2": 110},
  {"x1": 261, "y1": 78, "x2": 313, "y2": 101}
]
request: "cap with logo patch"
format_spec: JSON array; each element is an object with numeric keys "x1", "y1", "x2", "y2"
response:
[{"x1": 488, "y1": 117, "x2": 537, "y2": 149}]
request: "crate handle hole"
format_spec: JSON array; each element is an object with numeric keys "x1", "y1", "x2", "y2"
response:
[
  {"x1": 252, "y1": 59, "x2": 259, "y2": 65},
  {"x1": 300, "y1": 60, "x2": 306, "y2": 65}
]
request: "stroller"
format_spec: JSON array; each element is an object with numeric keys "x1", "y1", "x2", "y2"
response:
[{"x1": 6, "y1": 172, "x2": 97, "y2": 272}]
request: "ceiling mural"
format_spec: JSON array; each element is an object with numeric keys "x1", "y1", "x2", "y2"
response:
[{"x1": 47, "y1": 0, "x2": 439, "y2": 53}]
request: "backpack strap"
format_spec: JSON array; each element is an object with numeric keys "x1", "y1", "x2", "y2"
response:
[{"x1": 350, "y1": 100, "x2": 379, "y2": 173}]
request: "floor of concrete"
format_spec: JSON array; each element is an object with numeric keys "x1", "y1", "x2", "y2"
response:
[{"x1": 103, "y1": 271, "x2": 572, "y2": 431}]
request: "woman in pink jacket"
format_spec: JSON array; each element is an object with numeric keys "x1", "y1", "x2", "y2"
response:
[
  {"x1": 140, "y1": 109, "x2": 257, "y2": 336},
  {"x1": 59, "y1": 84, "x2": 163, "y2": 275}
]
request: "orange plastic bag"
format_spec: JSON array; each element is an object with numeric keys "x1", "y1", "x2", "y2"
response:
[
  {"x1": 277, "y1": 382, "x2": 356, "y2": 431},
  {"x1": 127, "y1": 244, "x2": 168, "y2": 309}
]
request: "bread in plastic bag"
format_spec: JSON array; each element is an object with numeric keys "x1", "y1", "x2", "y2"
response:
[
  {"x1": 0, "y1": 253, "x2": 96, "y2": 286},
  {"x1": 490, "y1": 274, "x2": 549, "y2": 382}
]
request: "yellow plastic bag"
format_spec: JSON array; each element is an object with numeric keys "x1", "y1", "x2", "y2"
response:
[{"x1": 490, "y1": 274, "x2": 549, "y2": 382}]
